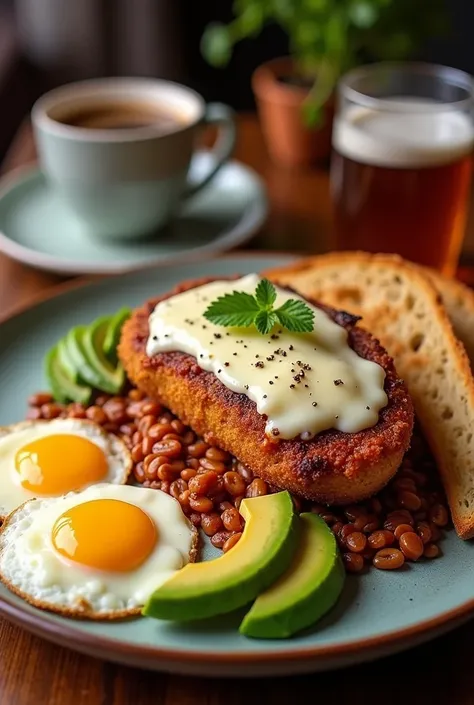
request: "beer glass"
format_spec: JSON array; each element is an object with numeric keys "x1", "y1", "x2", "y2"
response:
[{"x1": 330, "y1": 62, "x2": 474, "y2": 275}]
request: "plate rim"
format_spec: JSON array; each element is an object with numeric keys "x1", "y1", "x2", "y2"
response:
[
  {"x1": 0, "y1": 161, "x2": 268, "y2": 275},
  {"x1": 1, "y1": 250, "x2": 473, "y2": 668}
]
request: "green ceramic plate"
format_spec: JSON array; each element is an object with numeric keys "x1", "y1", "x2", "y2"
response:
[{"x1": 1, "y1": 253, "x2": 473, "y2": 677}]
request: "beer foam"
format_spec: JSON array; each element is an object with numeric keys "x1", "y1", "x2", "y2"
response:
[{"x1": 333, "y1": 98, "x2": 474, "y2": 168}]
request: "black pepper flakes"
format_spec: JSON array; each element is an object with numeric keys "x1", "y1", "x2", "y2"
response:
[
  {"x1": 269, "y1": 381, "x2": 274, "y2": 385},
  {"x1": 152, "y1": 335, "x2": 158, "y2": 340},
  {"x1": 263, "y1": 394, "x2": 267, "y2": 398},
  {"x1": 244, "y1": 385, "x2": 249, "y2": 390},
  {"x1": 334, "y1": 379, "x2": 344, "y2": 386},
  {"x1": 266, "y1": 355, "x2": 275, "y2": 361},
  {"x1": 290, "y1": 384, "x2": 295, "y2": 389},
  {"x1": 233, "y1": 352, "x2": 237, "y2": 356},
  {"x1": 289, "y1": 344, "x2": 294, "y2": 351},
  {"x1": 366, "y1": 405, "x2": 371, "y2": 410},
  {"x1": 217, "y1": 369, "x2": 222, "y2": 373},
  {"x1": 255, "y1": 361, "x2": 264, "y2": 368},
  {"x1": 214, "y1": 333, "x2": 222, "y2": 339},
  {"x1": 271, "y1": 334, "x2": 279, "y2": 340},
  {"x1": 312, "y1": 402, "x2": 318, "y2": 407},
  {"x1": 224, "y1": 362, "x2": 230, "y2": 367},
  {"x1": 271, "y1": 428, "x2": 280, "y2": 436}
]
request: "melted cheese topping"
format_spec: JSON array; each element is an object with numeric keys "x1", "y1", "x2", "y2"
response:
[{"x1": 146, "y1": 275, "x2": 388, "y2": 440}]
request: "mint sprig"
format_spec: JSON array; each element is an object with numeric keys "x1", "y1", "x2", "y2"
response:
[{"x1": 203, "y1": 279, "x2": 314, "y2": 335}]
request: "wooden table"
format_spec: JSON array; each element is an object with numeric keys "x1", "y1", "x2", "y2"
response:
[{"x1": 1, "y1": 115, "x2": 474, "y2": 705}]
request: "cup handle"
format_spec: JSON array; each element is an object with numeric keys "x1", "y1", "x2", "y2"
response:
[{"x1": 183, "y1": 103, "x2": 236, "y2": 199}]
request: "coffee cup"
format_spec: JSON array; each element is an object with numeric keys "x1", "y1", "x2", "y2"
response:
[{"x1": 31, "y1": 77, "x2": 236, "y2": 240}]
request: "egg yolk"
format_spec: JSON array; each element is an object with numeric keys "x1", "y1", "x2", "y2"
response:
[
  {"x1": 51, "y1": 498, "x2": 157, "y2": 572},
  {"x1": 15, "y1": 434, "x2": 108, "y2": 495}
]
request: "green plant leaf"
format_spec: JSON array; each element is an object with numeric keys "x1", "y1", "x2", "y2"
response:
[
  {"x1": 234, "y1": 4, "x2": 265, "y2": 37},
  {"x1": 302, "y1": 101, "x2": 324, "y2": 128},
  {"x1": 254, "y1": 310, "x2": 278, "y2": 335},
  {"x1": 200, "y1": 23, "x2": 233, "y2": 67},
  {"x1": 255, "y1": 279, "x2": 276, "y2": 309},
  {"x1": 203, "y1": 291, "x2": 259, "y2": 327},
  {"x1": 349, "y1": 1, "x2": 379, "y2": 28},
  {"x1": 274, "y1": 299, "x2": 315, "y2": 333}
]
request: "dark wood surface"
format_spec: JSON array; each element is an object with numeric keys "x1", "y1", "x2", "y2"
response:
[{"x1": 1, "y1": 114, "x2": 474, "y2": 705}]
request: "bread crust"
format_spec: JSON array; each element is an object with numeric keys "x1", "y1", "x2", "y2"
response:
[{"x1": 118, "y1": 277, "x2": 414, "y2": 504}]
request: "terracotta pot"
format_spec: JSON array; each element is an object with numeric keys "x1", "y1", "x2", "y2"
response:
[{"x1": 252, "y1": 56, "x2": 334, "y2": 168}]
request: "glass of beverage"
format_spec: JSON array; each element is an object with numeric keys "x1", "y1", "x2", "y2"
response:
[{"x1": 330, "y1": 62, "x2": 474, "y2": 276}]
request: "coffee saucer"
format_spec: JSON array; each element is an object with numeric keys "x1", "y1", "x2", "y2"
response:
[{"x1": 0, "y1": 153, "x2": 268, "y2": 275}]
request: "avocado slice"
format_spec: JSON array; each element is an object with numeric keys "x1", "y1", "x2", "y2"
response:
[
  {"x1": 66, "y1": 320, "x2": 124, "y2": 394},
  {"x1": 239, "y1": 512, "x2": 345, "y2": 639},
  {"x1": 103, "y1": 307, "x2": 131, "y2": 364},
  {"x1": 45, "y1": 345, "x2": 92, "y2": 405},
  {"x1": 57, "y1": 336, "x2": 83, "y2": 385},
  {"x1": 143, "y1": 491, "x2": 300, "y2": 621}
]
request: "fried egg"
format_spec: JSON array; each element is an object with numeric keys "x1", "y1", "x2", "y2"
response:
[
  {"x1": 0, "y1": 419, "x2": 132, "y2": 519},
  {"x1": 0, "y1": 484, "x2": 198, "y2": 618}
]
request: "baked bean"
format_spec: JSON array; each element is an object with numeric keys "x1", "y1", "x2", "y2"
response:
[
  {"x1": 321, "y1": 513, "x2": 340, "y2": 526},
  {"x1": 413, "y1": 471, "x2": 428, "y2": 487},
  {"x1": 138, "y1": 414, "x2": 158, "y2": 434},
  {"x1": 134, "y1": 462, "x2": 145, "y2": 483},
  {"x1": 158, "y1": 412, "x2": 173, "y2": 424},
  {"x1": 398, "y1": 491, "x2": 422, "y2": 511},
  {"x1": 373, "y1": 548, "x2": 405, "y2": 570},
  {"x1": 141, "y1": 401, "x2": 161, "y2": 417},
  {"x1": 246, "y1": 479, "x2": 268, "y2": 498},
  {"x1": 363, "y1": 515, "x2": 380, "y2": 533},
  {"x1": 234, "y1": 495, "x2": 244, "y2": 510},
  {"x1": 178, "y1": 490, "x2": 190, "y2": 509},
  {"x1": 199, "y1": 458, "x2": 226, "y2": 474},
  {"x1": 223, "y1": 471, "x2": 246, "y2": 497},
  {"x1": 131, "y1": 444, "x2": 144, "y2": 464},
  {"x1": 424, "y1": 543, "x2": 440, "y2": 558},
  {"x1": 188, "y1": 471, "x2": 218, "y2": 496},
  {"x1": 384, "y1": 515, "x2": 413, "y2": 532},
  {"x1": 103, "y1": 399, "x2": 128, "y2": 424},
  {"x1": 151, "y1": 439, "x2": 182, "y2": 457},
  {"x1": 399, "y1": 532, "x2": 424, "y2": 561},
  {"x1": 103, "y1": 422, "x2": 120, "y2": 433},
  {"x1": 170, "y1": 479, "x2": 188, "y2": 500},
  {"x1": 126, "y1": 401, "x2": 143, "y2": 419},
  {"x1": 189, "y1": 512, "x2": 202, "y2": 527},
  {"x1": 144, "y1": 457, "x2": 160, "y2": 481},
  {"x1": 182, "y1": 431, "x2": 195, "y2": 445},
  {"x1": 95, "y1": 394, "x2": 110, "y2": 406},
  {"x1": 141, "y1": 436, "x2": 156, "y2": 456},
  {"x1": 67, "y1": 403, "x2": 87, "y2": 419},
  {"x1": 416, "y1": 521, "x2": 432, "y2": 544},
  {"x1": 223, "y1": 532, "x2": 242, "y2": 553},
  {"x1": 206, "y1": 447, "x2": 231, "y2": 463},
  {"x1": 128, "y1": 389, "x2": 145, "y2": 401},
  {"x1": 332, "y1": 522, "x2": 344, "y2": 538},
  {"x1": 132, "y1": 431, "x2": 142, "y2": 446},
  {"x1": 219, "y1": 501, "x2": 234, "y2": 512},
  {"x1": 41, "y1": 402, "x2": 62, "y2": 419},
  {"x1": 340, "y1": 524, "x2": 356, "y2": 541},
  {"x1": 26, "y1": 407, "x2": 42, "y2": 419},
  {"x1": 158, "y1": 462, "x2": 185, "y2": 481},
  {"x1": 201, "y1": 513, "x2": 224, "y2": 536},
  {"x1": 162, "y1": 433, "x2": 182, "y2": 443},
  {"x1": 119, "y1": 422, "x2": 136, "y2": 436},
  {"x1": 430, "y1": 503, "x2": 449, "y2": 527},
  {"x1": 429, "y1": 522, "x2": 442, "y2": 542},
  {"x1": 147, "y1": 423, "x2": 170, "y2": 440},
  {"x1": 413, "y1": 511, "x2": 427, "y2": 522},
  {"x1": 345, "y1": 532, "x2": 367, "y2": 553},
  {"x1": 343, "y1": 552, "x2": 364, "y2": 573},
  {"x1": 236, "y1": 462, "x2": 254, "y2": 483},
  {"x1": 211, "y1": 531, "x2": 231, "y2": 549},
  {"x1": 394, "y1": 523, "x2": 415, "y2": 540},
  {"x1": 354, "y1": 514, "x2": 369, "y2": 531},
  {"x1": 221, "y1": 507, "x2": 243, "y2": 532},
  {"x1": 387, "y1": 509, "x2": 414, "y2": 523},
  {"x1": 28, "y1": 392, "x2": 53, "y2": 407},
  {"x1": 371, "y1": 498, "x2": 383, "y2": 515},
  {"x1": 393, "y1": 477, "x2": 417, "y2": 493},
  {"x1": 187, "y1": 441, "x2": 209, "y2": 458},
  {"x1": 368, "y1": 530, "x2": 395, "y2": 550},
  {"x1": 181, "y1": 468, "x2": 197, "y2": 482},
  {"x1": 361, "y1": 548, "x2": 376, "y2": 561},
  {"x1": 189, "y1": 494, "x2": 214, "y2": 513},
  {"x1": 344, "y1": 506, "x2": 366, "y2": 522}
]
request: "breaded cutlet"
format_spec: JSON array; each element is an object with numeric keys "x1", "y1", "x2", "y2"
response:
[{"x1": 118, "y1": 278, "x2": 414, "y2": 505}]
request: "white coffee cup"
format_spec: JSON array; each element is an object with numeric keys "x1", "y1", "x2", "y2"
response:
[{"x1": 32, "y1": 77, "x2": 236, "y2": 240}]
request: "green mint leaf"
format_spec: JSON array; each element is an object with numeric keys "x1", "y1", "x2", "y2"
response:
[
  {"x1": 203, "y1": 291, "x2": 259, "y2": 328},
  {"x1": 254, "y1": 309, "x2": 278, "y2": 335},
  {"x1": 274, "y1": 299, "x2": 315, "y2": 333},
  {"x1": 255, "y1": 278, "x2": 277, "y2": 309}
]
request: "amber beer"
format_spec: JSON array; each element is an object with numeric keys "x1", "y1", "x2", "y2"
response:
[{"x1": 330, "y1": 76, "x2": 474, "y2": 276}]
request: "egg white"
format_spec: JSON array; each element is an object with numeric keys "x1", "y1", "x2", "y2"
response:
[
  {"x1": 0, "y1": 419, "x2": 132, "y2": 518},
  {"x1": 0, "y1": 483, "x2": 198, "y2": 619}
]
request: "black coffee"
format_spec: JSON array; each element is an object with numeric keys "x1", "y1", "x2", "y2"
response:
[{"x1": 54, "y1": 101, "x2": 183, "y2": 130}]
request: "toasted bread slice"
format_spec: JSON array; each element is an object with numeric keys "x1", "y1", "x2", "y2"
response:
[
  {"x1": 419, "y1": 266, "x2": 474, "y2": 368},
  {"x1": 264, "y1": 251, "x2": 474, "y2": 539}
]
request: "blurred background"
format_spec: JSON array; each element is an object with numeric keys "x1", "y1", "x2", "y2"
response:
[{"x1": 0, "y1": 0, "x2": 473, "y2": 164}]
